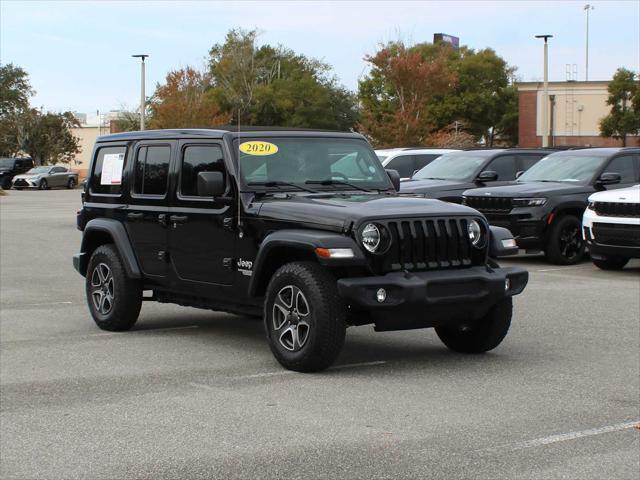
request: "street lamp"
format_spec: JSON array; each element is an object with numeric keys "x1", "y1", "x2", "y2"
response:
[
  {"x1": 584, "y1": 4, "x2": 594, "y2": 81},
  {"x1": 535, "y1": 35, "x2": 553, "y2": 148},
  {"x1": 131, "y1": 54, "x2": 149, "y2": 130}
]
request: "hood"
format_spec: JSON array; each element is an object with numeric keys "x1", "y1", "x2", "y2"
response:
[
  {"x1": 399, "y1": 178, "x2": 475, "y2": 194},
  {"x1": 255, "y1": 192, "x2": 478, "y2": 231},
  {"x1": 464, "y1": 181, "x2": 592, "y2": 198},
  {"x1": 12, "y1": 173, "x2": 41, "y2": 180},
  {"x1": 588, "y1": 184, "x2": 640, "y2": 204}
]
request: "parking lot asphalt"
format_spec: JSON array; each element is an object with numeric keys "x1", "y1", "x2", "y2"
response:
[{"x1": 1, "y1": 189, "x2": 639, "y2": 480}]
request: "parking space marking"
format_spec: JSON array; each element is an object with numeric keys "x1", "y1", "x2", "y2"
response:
[
  {"x1": 479, "y1": 420, "x2": 640, "y2": 454},
  {"x1": 233, "y1": 360, "x2": 387, "y2": 379},
  {"x1": 87, "y1": 325, "x2": 199, "y2": 336},
  {"x1": 6, "y1": 301, "x2": 74, "y2": 307},
  {"x1": 535, "y1": 265, "x2": 594, "y2": 272}
]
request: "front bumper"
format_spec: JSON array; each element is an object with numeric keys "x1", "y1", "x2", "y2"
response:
[
  {"x1": 12, "y1": 178, "x2": 39, "y2": 188},
  {"x1": 337, "y1": 265, "x2": 528, "y2": 330},
  {"x1": 482, "y1": 209, "x2": 548, "y2": 250},
  {"x1": 583, "y1": 208, "x2": 640, "y2": 259}
]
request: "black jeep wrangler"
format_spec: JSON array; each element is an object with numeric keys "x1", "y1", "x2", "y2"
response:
[{"x1": 73, "y1": 129, "x2": 528, "y2": 372}]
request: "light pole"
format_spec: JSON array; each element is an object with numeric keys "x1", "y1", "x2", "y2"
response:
[
  {"x1": 535, "y1": 35, "x2": 552, "y2": 148},
  {"x1": 584, "y1": 4, "x2": 594, "y2": 81},
  {"x1": 131, "y1": 54, "x2": 149, "y2": 130}
]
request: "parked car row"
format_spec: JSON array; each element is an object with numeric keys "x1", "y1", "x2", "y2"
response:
[{"x1": 0, "y1": 159, "x2": 79, "y2": 190}]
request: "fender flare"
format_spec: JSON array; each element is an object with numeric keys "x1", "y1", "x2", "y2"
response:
[
  {"x1": 248, "y1": 229, "x2": 366, "y2": 297},
  {"x1": 77, "y1": 218, "x2": 141, "y2": 278}
]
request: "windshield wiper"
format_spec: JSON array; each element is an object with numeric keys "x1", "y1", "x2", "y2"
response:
[
  {"x1": 305, "y1": 179, "x2": 372, "y2": 192},
  {"x1": 247, "y1": 181, "x2": 318, "y2": 193}
]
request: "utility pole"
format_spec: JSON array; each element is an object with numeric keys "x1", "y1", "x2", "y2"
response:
[
  {"x1": 584, "y1": 5, "x2": 594, "y2": 81},
  {"x1": 535, "y1": 35, "x2": 553, "y2": 148},
  {"x1": 131, "y1": 54, "x2": 149, "y2": 130}
]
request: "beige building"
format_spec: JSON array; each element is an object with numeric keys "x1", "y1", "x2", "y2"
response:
[
  {"x1": 69, "y1": 124, "x2": 111, "y2": 180},
  {"x1": 517, "y1": 80, "x2": 639, "y2": 148}
]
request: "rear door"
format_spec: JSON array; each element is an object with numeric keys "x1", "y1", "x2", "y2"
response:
[
  {"x1": 124, "y1": 141, "x2": 173, "y2": 280},
  {"x1": 168, "y1": 141, "x2": 236, "y2": 296}
]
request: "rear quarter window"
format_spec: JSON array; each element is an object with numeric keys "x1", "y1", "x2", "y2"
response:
[{"x1": 90, "y1": 145, "x2": 127, "y2": 195}]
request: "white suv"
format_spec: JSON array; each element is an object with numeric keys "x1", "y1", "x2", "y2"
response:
[
  {"x1": 583, "y1": 184, "x2": 640, "y2": 270},
  {"x1": 375, "y1": 148, "x2": 458, "y2": 180}
]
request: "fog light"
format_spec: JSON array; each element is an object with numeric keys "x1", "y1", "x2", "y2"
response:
[
  {"x1": 505, "y1": 278, "x2": 511, "y2": 292},
  {"x1": 376, "y1": 288, "x2": 387, "y2": 303}
]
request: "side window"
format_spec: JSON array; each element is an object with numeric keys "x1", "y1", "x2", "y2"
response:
[
  {"x1": 133, "y1": 145, "x2": 170, "y2": 196},
  {"x1": 414, "y1": 154, "x2": 439, "y2": 170},
  {"x1": 605, "y1": 155, "x2": 636, "y2": 183},
  {"x1": 180, "y1": 145, "x2": 225, "y2": 197},
  {"x1": 52, "y1": 166, "x2": 65, "y2": 173},
  {"x1": 90, "y1": 146, "x2": 127, "y2": 195},
  {"x1": 486, "y1": 155, "x2": 518, "y2": 181},
  {"x1": 387, "y1": 155, "x2": 416, "y2": 178},
  {"x1": 519, "y1": 155, "x2": 544, "y2": 173}
]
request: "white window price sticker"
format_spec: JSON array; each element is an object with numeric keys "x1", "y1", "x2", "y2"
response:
[{"x1": 101, "y1": 153, "x2": 124, "y2": 185}]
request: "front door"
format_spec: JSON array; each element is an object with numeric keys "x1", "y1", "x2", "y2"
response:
[
  {"x1": 124, "y1": 141, "x2": 173, "y2": 279},
  {"x1": 168, "y1": 141, "x2": 236, "y2": 295}
]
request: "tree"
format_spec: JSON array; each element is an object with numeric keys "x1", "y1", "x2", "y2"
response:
[
  {"x1": 148, "y1": 67, "x2": 231, "y2": 129},
  {"x1": 0, "y1": 63, "x2": 35, "y2": 157},
  {"x1": 208, "y1": 29, "x2": 358, "y2": 130},
  {"x1": 600, "y1": 68, "x2": 639, "y2": 146},
  {"x1": 357, "y1": 41, "x2": 456, "y2": 146},
  {"x1": 18, "y1": 110, "x2": 81, "y2": 165}
]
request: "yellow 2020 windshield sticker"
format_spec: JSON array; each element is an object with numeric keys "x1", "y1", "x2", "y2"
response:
[{"x1": 239, "y1": 141, "x2": 279, "y2": 156}]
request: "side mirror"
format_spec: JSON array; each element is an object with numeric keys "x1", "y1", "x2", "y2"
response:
[
  {"x1": 197, "y1": 171, "x2": 225, "y2": 197},
  {"x1": 385, "y1": 169, "x2": 401, "y2": 191},
  {"x1": 515, "y1": 170, "x2": 524, "y2": 179},
  {"x1": 412, "y1": 169, "x2": 419, "y2": 177},
  {"x1": 596, "y1": 172, "x2": 621, "y2": 186},
  {"x1": 477, "y1": 170, "x2": 499, "y2": 182}
]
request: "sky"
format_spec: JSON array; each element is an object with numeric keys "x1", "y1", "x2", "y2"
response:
[{"x1": 1, "y1": 0, "x2": 639, "y2": 117}]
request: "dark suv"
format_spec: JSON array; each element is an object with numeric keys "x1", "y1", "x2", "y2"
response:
[
  {"x1": 73, "y1": 129, "x2": 528, "y2": 372},
  {"x1": 0, "y1": 157, "x2": 33, "y2": 189},
  {"x1": 399, "y1": 149, "x2": 553, "y2": 203},
  {"x1": 463, "y1": 148, "x2": 640, "y2": 265}
]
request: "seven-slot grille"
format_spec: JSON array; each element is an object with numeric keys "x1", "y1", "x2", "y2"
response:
[
  {"x1": 593, "y1": 202, "x2": 640, "y2": 218},
  {"x1": 464, "y1": 196, "x2": 512, "y2": 213},
  {"x1": 372, "y1": 218, "x2": 477, "y2": 273},
  {"x1": 13, "y1": 179, "x2": 29, "y2": 187},
  {"x1": 592, "y1": 223, "x2": 640, "y2": 247}
]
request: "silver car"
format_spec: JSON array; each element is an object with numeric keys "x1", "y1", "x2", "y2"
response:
[{"x1": 12, "y1": 165, "x2": 79, "y2": 190}]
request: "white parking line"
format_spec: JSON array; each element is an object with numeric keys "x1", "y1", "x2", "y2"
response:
[
  {"x1": 234, "y1": 360, "x2": 387, "y2": 379},
  {"x1": 9, "y1": 301, "x2": 74, "y2": 307},
  {"x1": 87, "y1": 325, "x2": 199, "y2": 336},
  {"x1": 480, "y1": 420, "x2": 640, "y2": 454}
]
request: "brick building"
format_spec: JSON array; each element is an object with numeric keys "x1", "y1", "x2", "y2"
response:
[{"x1": 517, "y1": 80, "x2": 639, "y2": 148}]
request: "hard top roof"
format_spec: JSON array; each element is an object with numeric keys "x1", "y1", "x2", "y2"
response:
[
  {"x1": 548, "y1": 147, "x2": 639, "y2": 157},
  {"x1": 97, "y1": 127, "x2": 366, "y2": 142}
]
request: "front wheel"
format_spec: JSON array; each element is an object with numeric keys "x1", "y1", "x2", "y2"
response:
[
  {"x1": 545, "y1": 215, "x2": 585, "y2": 265},
  {"x1": 592, "y1": 256, "x2": 629, "y2": 270},
  {"x1": 264, "y1": 262, "x2": 346, "y2": 372},
  {"x1": 86, "y1": 244, "x2": 142, "y2": 331},
  {"x1": 436, "y1": 298, "x2": 512, "y2": 353}
]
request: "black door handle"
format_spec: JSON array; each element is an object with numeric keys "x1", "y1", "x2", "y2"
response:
[
  {"x1": 169, "y1": 214, "x2": 188, "y2": 224},
  {"x1": 127, "y1": 212, "x2": 144, "y2": 220}
]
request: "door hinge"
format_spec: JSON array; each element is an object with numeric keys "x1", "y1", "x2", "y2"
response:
[
  {"x1": 157, "y1": 250, "x2": 169, "y2": 262},
  {"x1": 223, "y1": 257, "x2": 234, "y2": 270},
  {"x1": 223, "y1": 217, "x2": 235, "y2": 231}
]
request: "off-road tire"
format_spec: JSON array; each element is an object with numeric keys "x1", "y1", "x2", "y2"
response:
[
  {"x1": 86, "y1": 244, "x2": 142, "y2": 331},
  {"x1": 67, "y1": 178, "x2": 76, "y2": 189},
  {"x1": 39, "y1": 179, "x2": 48, "y2": 190},
  {"x1": 545, "y1": 215, "x2": 585, "y2": 265},
  {"x1": 1, "y1": 178, "x2": 11, "y2": 190},
  {"x1": 436, "y1": 297, "x2": 512, "y2": 353},
  {"x1": 592, "y1": 256, "x2": 629, "y2": 271},
  {"x1": 264, "y1": 261, "x2": 346, "y2": 372}
]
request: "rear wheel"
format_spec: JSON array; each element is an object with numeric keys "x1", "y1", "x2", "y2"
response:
[
  {"x1": 67, "y1": 177, "x2": 76, "y2": 189},
  {"x1": 545, "y1": 215, "x2": 585, "y2": 265},
  {"x1": 39, "y1": 179, "x2": 48, "y2": 190},
  {"x1": 86, "y1": 244, "x2": 142, "y2": 331},
  {"x1": 264, "y1": 262, "x2": 346, "y2": 372},
  {"x1": 436, "y1": 298, "x2": 512, "y2": 353},
  {"x1": 592, "y1": 256, "x2": 629, "y2": 270}
]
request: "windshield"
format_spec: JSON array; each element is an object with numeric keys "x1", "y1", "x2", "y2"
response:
[
  {"x1": 517, "y1": 153, "x2": 607, "y2": 183},
  {"x1": 236, "y1": 137, "x2": 391, "y2": 191},
  {"x1": 26, "y1": 167, "x2": 50, "y2": 174},
  {"x1": 412, "y1": 151, "x2": 490, "y2": 181},
  {"x1": 0, "y1": 159, "x2": 16, "y2": 169}
]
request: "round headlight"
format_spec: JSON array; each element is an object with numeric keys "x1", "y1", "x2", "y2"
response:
[
  {"x1": 361, "y1": 223, "x2": 381, "y2": 253},
  {"x1": 468, "y1": 219, "x2": 483, "y2": 246}
]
